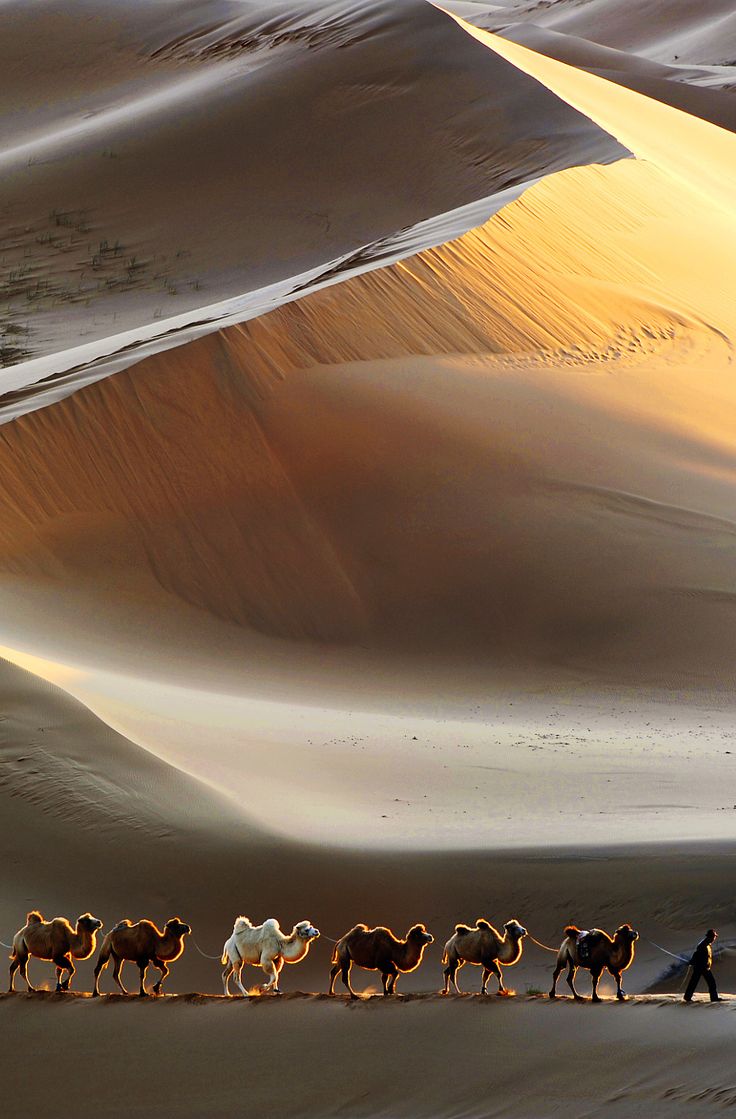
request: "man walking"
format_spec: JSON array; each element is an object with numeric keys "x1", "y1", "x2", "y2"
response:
[{"x1": 683, "y1": 928, "x2": 721, "y2": 1002}]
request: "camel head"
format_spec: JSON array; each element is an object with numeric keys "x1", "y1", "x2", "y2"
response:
[
  {"x1": 407, "y1": 924, "x2": 434, "y2": 946},
  {"x1": 165, "y1": 918, "x2": 191, "y2": 937},
  {"x1": 504, "y1": 919, "x2": 527, "y2": 941},
  {"x1": 77, "y1": 913, "x2": 103, "y2": 933},
  {"x1": 614, "y1": 923, "x2": 638, "y2": 945},
  {"x1": 294, "y1": 920, "x2": 320, "y2": 941}
]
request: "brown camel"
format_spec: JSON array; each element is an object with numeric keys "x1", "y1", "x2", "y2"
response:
[
  {"x1": 441, "y1": 918, "x2": 527, "y2": 994},
  {"x1": 9, "y1": 910, "x2": 103, "y2": 992},
  {"x1": 93, "y1": 917, "x2": 191, "y2": 997},
  {"x1": 329, "y1": 923, "x2": 434, "y2": 997},
  {"x1": 549, "y1": 923, "x2": 639, "y2": 1001}
]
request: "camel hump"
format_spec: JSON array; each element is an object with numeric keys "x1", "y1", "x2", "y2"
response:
[
  {"x1": 233, "y1": 916, "x2": 252, "y2": 933},
  {"x1": 455, "y1": 923, "x2": 473, "y2": 935},
  {"x1": 26, "y1": 910, "x2": 43, "y2": 925},
  {"x1": 112, "y1": 919, "x2": 132, "y2": 932},
  {"x1": 476, "y1": 919, "x2": 493, "y2": 932},
  {"x1": 564, "y1": 925, "x2": 581, "y2": 939}
]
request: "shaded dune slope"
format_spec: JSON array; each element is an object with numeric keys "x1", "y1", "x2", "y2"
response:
[
  {"x1": 6, "y1": 995, "x2": 736, "y2": 1119},
  {"x1": 1, "y1": 655, "x2": 734, "y2": 1000}
]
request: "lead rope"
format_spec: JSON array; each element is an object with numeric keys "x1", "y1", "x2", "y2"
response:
[
  {"x1": 645, "y1": 937, "x2": 690, "y2": 964},
  {"x1": 645, "y1": 938, "x2": 694, "y2": 994}
]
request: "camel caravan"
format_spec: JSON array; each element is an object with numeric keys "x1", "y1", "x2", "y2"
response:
[{"x1": 6, "y1": 909, "x2": 648, "y2": 1001}]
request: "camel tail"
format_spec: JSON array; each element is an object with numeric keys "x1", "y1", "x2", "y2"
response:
[
  {"x1": 564, "y1": 925, "x2": 581, "y2": 939},
  {"x1": 221, "y1": 950, "x2": 229, "y2": 966},
  {"x1": 441, "y1": 947, "x2": 448, "y2": 965},
  {"x1": 26, "y1": 910, "x2": 42, "y2": 925}
]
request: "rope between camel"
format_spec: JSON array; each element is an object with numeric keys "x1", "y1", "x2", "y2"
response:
[
  {"x1": 527, "y1": 933, "x2": 558, "y2": 954},
  {"x1": 192, "y1": 938, "x2": 223, "y2": 961},
  {"x1": 0, "y1": 939, "x2": 13, "y2": 950}
]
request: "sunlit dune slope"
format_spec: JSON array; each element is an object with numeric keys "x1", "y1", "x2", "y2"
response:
[{"x1": 0, "y1": 146, "x2": 734, "y2": 686}]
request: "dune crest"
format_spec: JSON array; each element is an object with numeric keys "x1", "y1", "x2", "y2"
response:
[{"x1": 439, "y1": 7, "x2": 736, "y2": 215}]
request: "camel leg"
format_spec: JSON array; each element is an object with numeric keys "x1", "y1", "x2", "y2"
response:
[
  {"x1": 112, "y1": 953, "x2": 128, "y2": 995},
  {"x1": 8, "y1": 954, "x2": 21, "y2": 992},
  {"x1": 260, "y1": 955, "x2": 279, "y2": 993},
  {"x1": 9, "y1": 953, "x2": 33, "y2": 993},
  {"x1": 93, "y1": 951, "x2": 109, "y2": 997},
  {"x1": 54, "y1": 953, "x2": 75, "y2": 992},
  {"x1": 273, "y1": 958, "x2": 285, "y2": 994},
  {"x1": 233, "y1": 962, "x2": 248, "y2": 997},
  {"x1": 222, "y1": 962, "x2": 233, "y2": 996},
  {"x1": 566, "y1": 962, "x2": 583, "y2": 1000},
  {"x1": 342, "y1": 960, "x2": 357, "y2": 999},
  {"x1": 329, "y1": 962, "x2": 340, "y2": 995},
  {"x1": 18, "y1": 955, "x2": 35, "y2": 993},
  {"x1": 442, "y1": 957, "x2": 462, "y2": 995},
  {"x1": 610, "y1": 969, "x2": 626, "y2": 1000},
  {"x1": 137, "y1": 958, "x2": 149, "y2": 997},
  {"x1": 480, "y1": 957, "x2": 505, "y2": 993},
  {"x1": 549, "y1": 959, "x2": 563, "y2": 999},
  {"x1": 383, "y1": 964, "x2": 399, "y2": 995},
  {"x1": 481, "y1": 967, "x2": 492, "y2": 995},
  {"x1": 591, "y1": 969, "x2": 603, "y2": 1002},
  {"x1": 152, "y1": 957, "x2": 169, "y2": 996}
]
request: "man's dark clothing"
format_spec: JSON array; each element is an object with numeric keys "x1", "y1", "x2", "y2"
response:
[{"x1": 684, "y1": 936, "x2": 719, "y2": 1001}]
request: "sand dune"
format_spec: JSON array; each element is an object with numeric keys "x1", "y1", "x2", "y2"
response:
[
  {"x1": 2, "y1": 4, "x2": 736, "y2": 1115},
  {"x1": 0, "y1": 17, "x2": 735, "y2": 848},
  {"x1": 0, "y1": 157, "x2": 733, "y2": 678}
]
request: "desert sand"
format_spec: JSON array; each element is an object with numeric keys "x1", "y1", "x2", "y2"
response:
[{"x1": 1, "y1": 1, "x2": 736, "y2": 1116}]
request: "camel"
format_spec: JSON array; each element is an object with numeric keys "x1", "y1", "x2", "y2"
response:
[
  {"x1": 441, "y1": 918, "x2": 527, "y2": 995},
  {"x1": 93, "y1": 917, "x2": 191, "y2": 997},
  {"x1": 549, "y1": 923, "x2": 639, "y2": 1002},
  {"x1": 329, "y1": 923, "x2": 434, "y2": 997},
  {"x1": 221, "y1": 917, "x2": 320, "y2": 995},
  {"x1": 9, "y1": 910, "x2": 103, "y2": 992}
]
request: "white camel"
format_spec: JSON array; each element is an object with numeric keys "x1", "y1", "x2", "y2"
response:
[{"x1": 221, "y1": 916, "x2": 320, "y2": 995}]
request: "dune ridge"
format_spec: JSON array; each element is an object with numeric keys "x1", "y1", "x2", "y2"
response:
[{"x1": 0, "y1": 0, "x2": 623, "y2": 419}]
